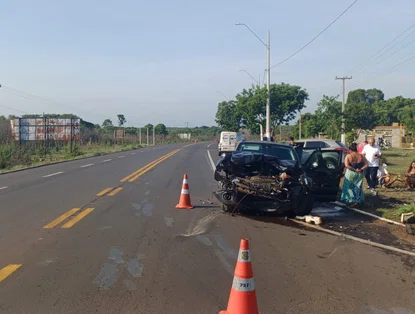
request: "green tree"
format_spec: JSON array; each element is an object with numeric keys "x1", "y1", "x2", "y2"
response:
[
  {"x1": 144, "y1": 123, "x2": 154, "y2": 135},
  {"x1": 234, "y1": 83, "x2": 308, "y2": 134},
  {"x1": 102, "y1": 119, "x2": 113, "y2": 128},
  {"x1": 117, "y1": 114, "x2": 126, "y2": 127},
  {"x1": 215, "y1": 100, "x2": 241, "y2": 132},
  {"x1": 154, "y1": 123, "x2": 168, "y2": 136},
  {"x1": 345, "y1": 102, "x2": 376, "y2": 140},
  {"x1": 374, "y1": 96, "x2": 414, "y2": 126},
  {"x1": 398, "y1": 105, "x2": 415, "y2": 132}
]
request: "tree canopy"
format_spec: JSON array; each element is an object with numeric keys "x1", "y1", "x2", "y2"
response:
[
  {"x1": 291, "y1": 88, "x2": 415, "y2": 142},
  {"x1": 215, "y1": 83, "x2": 309, "y2": 134}
]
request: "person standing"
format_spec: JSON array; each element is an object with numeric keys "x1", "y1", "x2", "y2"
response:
[
  {"x1": 362, "y1": 137, "x2": 382, "y2": 191},
  {"x1": 340, "y1": 143, "x2": 368, "y2": 207},
  {"x1": 358, "y1": 140, "x2": 367, "y2": 154}
]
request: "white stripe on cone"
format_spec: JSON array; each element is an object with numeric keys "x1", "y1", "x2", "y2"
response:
[{"x1": 181, "y1": 189, "x2": 190, "y2": 194}]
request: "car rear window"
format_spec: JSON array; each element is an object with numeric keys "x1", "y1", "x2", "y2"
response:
[
  {"x1": 237, "y1": 143, "x2": 297, "y2": 161},
  {"x1": 305, "y1": 141, "x2": 324, "y2": 148}
]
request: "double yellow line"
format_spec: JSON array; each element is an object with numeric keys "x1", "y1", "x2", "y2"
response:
[
  {"x1": 96, "y1": 187, "x2": 123, "y2": 197},
  {"x1": 43, "y1": 207, "x2": 95, "y2": 229},
  {"x1": 120, "y1": 148, "x2": 181, "y2": 183}
]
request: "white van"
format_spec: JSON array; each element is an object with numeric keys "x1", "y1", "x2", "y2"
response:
[{"x1": 218, "y1": 131, "x2": 238, "y2": 156}]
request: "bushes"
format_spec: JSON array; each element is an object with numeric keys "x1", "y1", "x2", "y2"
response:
[{"x1": 0, "y1": 143, "x2": 32, "y2": 170}]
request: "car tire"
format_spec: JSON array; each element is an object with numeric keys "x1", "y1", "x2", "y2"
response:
[{"x1": 292, "y1": 192, "x2": 314, "y2": 216}]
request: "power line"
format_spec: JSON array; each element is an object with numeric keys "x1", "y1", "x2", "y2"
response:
[
  {"x1": 347, "y1": 22, "x2": 415, "y2": 75},
  {"x1": 270, "y1": 0, "x2": 359, "y2": 70}
]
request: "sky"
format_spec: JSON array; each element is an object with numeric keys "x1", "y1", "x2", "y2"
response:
[{"x1": 1, "y1": 0, "x2": 415, "y2": 127}]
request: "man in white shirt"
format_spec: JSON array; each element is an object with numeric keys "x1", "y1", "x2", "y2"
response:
[{"x1": 362, "y1": 137, "x2": 382, "y2": 190}]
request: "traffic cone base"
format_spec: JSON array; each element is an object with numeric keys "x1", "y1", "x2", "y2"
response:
[
  {"x1": 219, "y1": 238, "x2": 260, "y2": 314},
  {"x1": 176, "y1": 174, "x2": 194, "y2": 209}
]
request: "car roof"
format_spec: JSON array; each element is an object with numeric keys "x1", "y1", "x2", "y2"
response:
[
  {"x1": 295, "y1": 138, "x2": 338, "y2": 144},
  {"x1": 239, "y1": 141, "x2": 293, "y2": 147}
]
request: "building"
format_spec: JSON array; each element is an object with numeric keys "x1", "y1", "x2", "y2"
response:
[{"x1": 356, "y1": 123, "x2": 406, "y2": 148}]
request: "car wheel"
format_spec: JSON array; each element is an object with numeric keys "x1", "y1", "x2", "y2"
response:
[{"x1": 292, "y1": 192, "x2": 314, "y2": 216}]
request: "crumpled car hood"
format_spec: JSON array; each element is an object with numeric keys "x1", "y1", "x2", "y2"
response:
[{"x1": 215, "y1": 151, "x2": 296, "y2": 178}]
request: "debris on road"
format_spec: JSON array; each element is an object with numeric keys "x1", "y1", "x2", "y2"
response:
[{"x1": 295, "y1": 215, "x2": 322, "y2": 225}]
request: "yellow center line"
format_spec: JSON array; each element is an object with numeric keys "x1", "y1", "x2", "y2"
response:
[
  {"x1": 43, "y1": 208, "x2": 81, "y2": 229},
  {"x1": 120, "y1": 152, "x2": 174, "y2": 182},
  {"x1": 61, "y1": 208, "x2": 95, "y2": 229},
  {"x1": 107, "y1": 187, "x2": 123, "y2": 196},
  {"x1": 96, "y1": 187, "x2": 114, "y2": 197},
  {"x1": 0, "y1": 264, "x2": 22, "y2": 282},
  {"x1": 121, "y1": 149, "x2": 180, "y2": 183},
  {"x1": 128, "y1": 149, "x2": 181, "y2": 182}
]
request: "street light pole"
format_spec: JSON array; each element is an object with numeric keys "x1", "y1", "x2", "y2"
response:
[
  {"x1": 335, "y1": 76, "x2": 352, "y2": 144},
  {"x1": 236, "y1": 23, "x2": 271, "y2": 141},
  {"x1": 217, "y1": 91, "x2": 229, "y2": 101},
  {"x1": 266, "y1": 30, "x2": 271, "y2": 141},
  {"x1": 238, "y1": 69, "x2": 260, "y2": 86}
]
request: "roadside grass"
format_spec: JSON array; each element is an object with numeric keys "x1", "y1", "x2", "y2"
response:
[
  {"x1": 356, "y1": 149, "x2": 415, "y2": 222},
  {"x1": 0, "y1": 143, "x2": 146, "y2": 173},
  {"x1": 0, "y1": 138, "x2": 205, "y2": 174}
]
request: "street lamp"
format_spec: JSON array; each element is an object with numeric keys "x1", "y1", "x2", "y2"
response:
[
  {"x1": 217, "y1": 91, "x2": 229, "y2": 101},
  {"x1": 236, "y1": 23, "x2": 271, "y2": 141},
  {"x1": 238, "y1": 69, "x2": 260, "y2": 86}
]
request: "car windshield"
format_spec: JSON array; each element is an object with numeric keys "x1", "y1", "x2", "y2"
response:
[{"x1": 236, "y1": 143, "x2": 298, "y2": 162}]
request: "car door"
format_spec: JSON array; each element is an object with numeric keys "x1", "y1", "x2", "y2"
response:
[{"x1": 302, "y1": 149, "x2": 343, "y2": 201}]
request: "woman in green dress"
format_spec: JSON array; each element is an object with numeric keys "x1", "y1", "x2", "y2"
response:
[{"x1": 340, "y1": 143, "x2": 368, "y2": 207}]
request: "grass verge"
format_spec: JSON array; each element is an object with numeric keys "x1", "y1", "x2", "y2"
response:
[
  {"x1": 352, "y1": 148, "x2": 415, "y2": 222},
  {"x1": 0, "y1": 143, "x2": 145, "y2": 174}
]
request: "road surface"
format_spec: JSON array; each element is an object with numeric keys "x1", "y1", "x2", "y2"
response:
[{"x1": 0, "y1": 143, "x2": 414, "y2": 313}]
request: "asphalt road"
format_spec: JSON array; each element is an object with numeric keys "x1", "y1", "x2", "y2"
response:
[{"x1": 0, "y1": 142, "x2": 415, "y2": 313}]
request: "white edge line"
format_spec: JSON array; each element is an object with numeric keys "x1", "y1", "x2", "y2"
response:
[
  {"x1": 102, "y1": 159, "x2": 112, "y2": 162},
  {"x1": 81, "y1": 163, "x2": 94, "y2": 168},
  {"x1": 346, "y1": 206, "x2": 406, "y2": 227},
  {"x1": 207, "y1": 150, "x2": 215, "y2": 172},
  {"x1": 42, "y1": 171, "x2": 64, "y2": 178},
  {"x1": 118, "y1": 156, "x2": 126, "y2": 158},
  {"x1": 0, "y1": 186, "x2": 8, "y2": 190},
  {"x1": 291, "y1": 219, "x2": 415, "y2": 257}
]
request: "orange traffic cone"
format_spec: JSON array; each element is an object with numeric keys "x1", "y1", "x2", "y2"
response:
[
  {"x1": 175, "y1": 174, "x2": 194, "y2": 209},
  {"x1": 220, "y1": 238, "x2": 260, "y2": 314}
]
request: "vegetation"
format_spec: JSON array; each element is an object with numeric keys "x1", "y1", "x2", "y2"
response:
[
  {"x1": 352, "y1": 149, "x2": 415, "y2": 222},
  {"x1": 215, "y1": 83, "x2": 308, "y2": 135},
  {"x1": 0, "y1": 113, "x2": 220, "y2": 172},
  {"x1": 215, "y1": 85, "x2": 415, "y2": 142}
]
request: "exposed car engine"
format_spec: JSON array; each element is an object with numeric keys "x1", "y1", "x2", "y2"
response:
[{"x1": 213, "y1": 151, "x2": 313, "y2": 215}]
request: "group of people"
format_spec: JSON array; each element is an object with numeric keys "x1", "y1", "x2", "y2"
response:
[
  {"x1": 341, "y1": 138, "x2": 386, "y2": 207},
  {"x1": 341, "y1": 137, "x2": 415, "y2": 207}
]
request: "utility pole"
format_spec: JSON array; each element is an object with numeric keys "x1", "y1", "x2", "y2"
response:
[
  {"x1": 139, "y1": 127, "x2": 141, "y2": 145},
  {"x1": 152, "y1": 125, "x2": 155, "y2": 145},
  {"x1": 147, "y1": 127, "x2": 149, "y2": 146},
  {"x1": 235, "y1": 23, "x2": 271, "y2": 141},
  {"x1": 335, "y1": 76, "x2": 352, "y2": 145},
  {"x1": 266, "y1": 30, "x2": 271, "y2": 142}
]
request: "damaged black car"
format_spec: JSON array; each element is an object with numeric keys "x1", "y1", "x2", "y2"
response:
[{"x1": 213, "y1": 141, "x2": 343, "y2": 216}]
